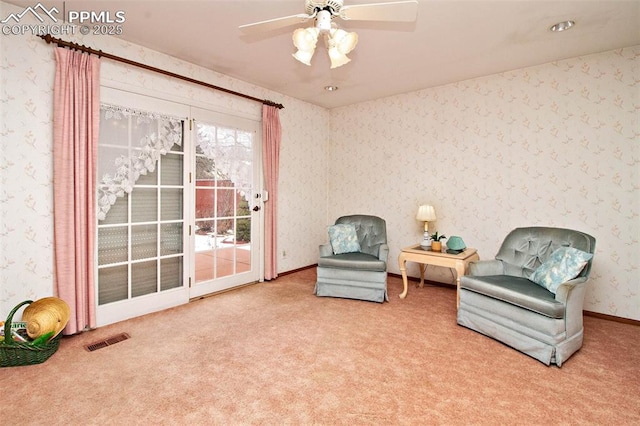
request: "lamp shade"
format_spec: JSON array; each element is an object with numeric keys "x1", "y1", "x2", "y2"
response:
[
  {"x1": 293, "y1": 49, "x2": 315, "y2": 66},
  {"x1": 331, "y1": 29, "x2": 358, "y2": 54},
  {"x1": 328, "y1": 47, "x2": 350, "y2": 68},
  {"x1": 292, "y1": 27, "x2": 320, "y2": 66},
  {"x1": 327, "y1": 28, "x2": 358, "y2": 69},
  {"x1": 416, "y1": 205, "x2": 436, "y2": 222}
]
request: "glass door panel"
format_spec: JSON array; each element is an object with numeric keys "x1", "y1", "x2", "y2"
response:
[
  {"x1": 190, "y1": 108, "x2": 261, "y2": 297},
  {"x1": 96, "y1": 88, "x2": 190, "y2": 327}
]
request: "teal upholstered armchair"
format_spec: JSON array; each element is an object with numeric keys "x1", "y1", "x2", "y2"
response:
[
  {"x1": 457, "y1": 227, "x2": 596, "y2": 366},
  {"x1": 315, "y1": 215, "x2": 389, "y2": 303}
]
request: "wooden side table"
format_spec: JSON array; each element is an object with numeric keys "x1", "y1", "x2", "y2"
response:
[{"x1": 398, "y1": 245, "x2": 479, "y2": 308}]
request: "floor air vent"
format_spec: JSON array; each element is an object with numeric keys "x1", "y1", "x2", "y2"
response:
[{"x1": 85, "y1": 332, "x2": 130, "y2": 352}]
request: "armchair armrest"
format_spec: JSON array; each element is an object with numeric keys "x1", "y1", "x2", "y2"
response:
[
  {"x1": 554, "y1": 277, "x2": 588, "y2": 303},
  {"x1": 319, "y1": 244, "x2": 333, "y2": 257},
  {"x1": 468, "y1": 259, "x2": 504, "y2": 276},
  {"x1": 555, "y1": 277, "x2": 589, "y2": 336},
  {"x1": 378, "y1": 243, "x2": 389, "y2": 262}
]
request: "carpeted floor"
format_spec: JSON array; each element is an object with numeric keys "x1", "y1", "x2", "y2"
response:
[{"x1": 2, "y1": 269, "x2": 639, "y2": 425}]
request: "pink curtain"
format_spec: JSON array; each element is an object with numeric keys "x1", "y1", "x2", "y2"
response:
[
  {"x1": 262, "y1": 105, "x2": 282, "y2": 280},
  {"x1": 52, "y1": 47, "x2": 100, "y2": 334}
]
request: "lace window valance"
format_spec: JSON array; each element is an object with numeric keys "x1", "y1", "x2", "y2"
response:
[
  {"x1": 97, "y1": 103, "x2": 184, "y2": 220},
  {"x1": 195, "y1": 123, "x2": 253, "y2": 199}
]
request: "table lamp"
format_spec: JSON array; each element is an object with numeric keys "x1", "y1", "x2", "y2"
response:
[{"x1": 416, "y1": 205, "x2": 436, "y2": 248}]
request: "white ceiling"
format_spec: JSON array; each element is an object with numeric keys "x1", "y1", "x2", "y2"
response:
[{"x1": 7, "y1": 0, "x2": 640, "y2": 109}]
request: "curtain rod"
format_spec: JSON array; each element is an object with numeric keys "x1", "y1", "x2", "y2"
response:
[{"x1": 38, "y1": 34, "x2": 284, "y2": 110}]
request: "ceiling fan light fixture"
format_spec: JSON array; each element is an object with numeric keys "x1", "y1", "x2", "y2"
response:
[
  {"x1": 243, "y1": 0, "x2": 418, "y2": 69},
  {"x1": 293, "y1": 49, "x2": 315, "y2": 66},
  {"x1": 292, "y1": 27, "x2": 320, "y2": 65},
  {"x1": 330, "y1": 28, "x2": 358, "y2": 54},
  {"x1": 328, "y1": 47, "x2": 351, "y2": 68},
  {"x1": 327, "y1": 28, "x2": 358, "y2": 68}
]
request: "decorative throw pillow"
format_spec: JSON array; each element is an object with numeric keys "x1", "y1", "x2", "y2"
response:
[
  {"x1": 328, "y1": 224, "x2": 361, "y2": 255},
  {"x1": 530, "y1": 246, "x2": 593, "y2": 293}
]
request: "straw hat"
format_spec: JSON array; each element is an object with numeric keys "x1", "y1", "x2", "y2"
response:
[{"x1": 21, "y1": 297, "x2": 71, "y2": 339}]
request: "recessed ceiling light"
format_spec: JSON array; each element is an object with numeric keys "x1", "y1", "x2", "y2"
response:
[
  {"x1": 324, "y1": 85, "x2": 339, "y2": 91},
  {"x1": 550, "y1": 20, "x2": 575, "y2": 32}
]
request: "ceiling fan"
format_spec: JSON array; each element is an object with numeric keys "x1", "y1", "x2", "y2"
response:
[{"x1": 239, "y1": 0, "x2": 419, "y2": 69}]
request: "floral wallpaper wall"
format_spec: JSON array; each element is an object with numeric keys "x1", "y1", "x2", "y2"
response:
[
  {"x1": 1, "y1": 0, "x2": 637, "y2": 321},
  {"x1": 329, "y1": 46, "x2": 639, "y2": 320},
  {"x1": 0, "y1": 1, "x2": 329, "y2": 316}
]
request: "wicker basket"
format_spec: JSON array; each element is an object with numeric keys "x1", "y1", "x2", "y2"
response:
[{"x1": 0, "y1": 300, "x2": 62, "y2": 368}]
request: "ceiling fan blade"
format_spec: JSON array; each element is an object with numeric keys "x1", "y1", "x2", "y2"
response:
[
  {"x1": 339, "y1": 0, "x2": 419, "y2": 22},
  {"x1": 239, "y1": 13, "x2": 313, "y2": 34}
]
